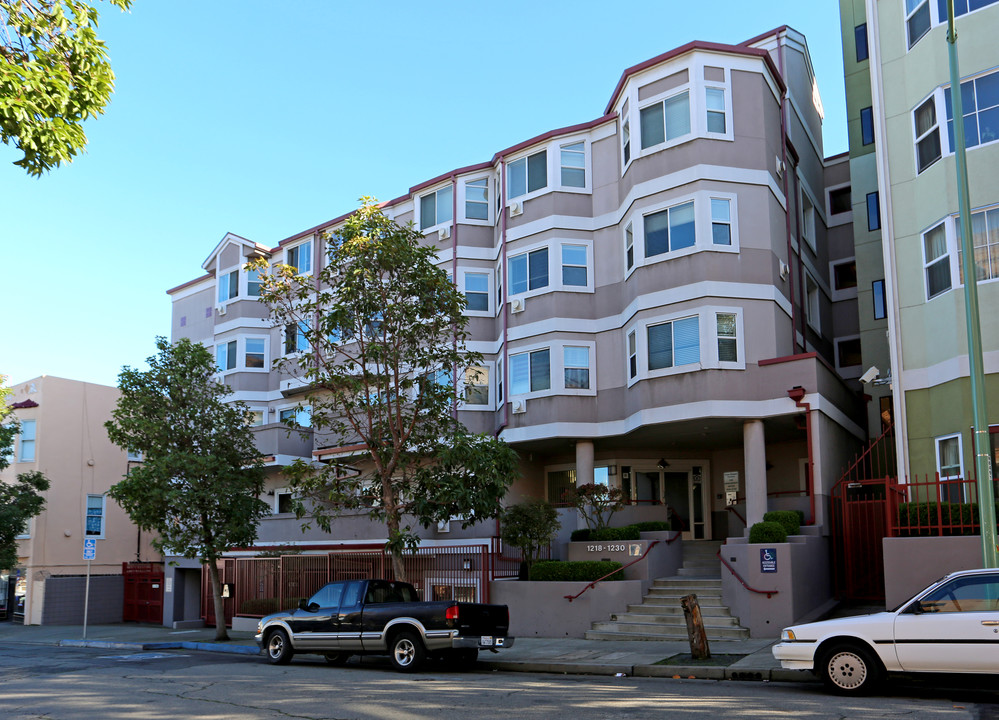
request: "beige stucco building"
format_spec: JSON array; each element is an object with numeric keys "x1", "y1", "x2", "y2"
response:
[{"x1": 2, "y1": 376, "x2": 159, "y2": 625}]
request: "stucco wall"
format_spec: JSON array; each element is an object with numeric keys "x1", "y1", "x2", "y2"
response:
[
  {"x1": 491, "y1": 579, "x2": 642, "y2": 638},
  {"x1": 882, "y1": 535, "x2": 983, "y2": 609},
  {"x1": 42, "y1": 575, "x2": 123, "y2": 625}
]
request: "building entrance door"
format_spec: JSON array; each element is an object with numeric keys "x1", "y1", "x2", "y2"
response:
[{"x1": 633, "y1": 466, "x2": 708, "y2": 540}]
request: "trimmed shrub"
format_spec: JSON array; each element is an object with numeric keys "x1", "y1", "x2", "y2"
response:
[
  {"x1": 748, "y1": 521, "x2": 787, "y2": 544},
  {"x1": 763, "y1": 510, "x2": 801, "y2": 536},
  {"x1": 897, "y1": 502, "x2": 979, "y2": 536},
  {"x1": 570, "y1": 528, "x2": 592, "y2": 542},
  {"x1": 632, "y1": 520, "x2": 672, "y2": 532},
  {"x1": 590, "y1": 525, "x2": 641, "y2": 541},
  {"x1": 529, "y1": 560, "x2": 624, "y2": 582}
]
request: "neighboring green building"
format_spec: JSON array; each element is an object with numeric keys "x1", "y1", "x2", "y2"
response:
[{"x1": 840, "y1": 0, "x2": 999, "y2": 483}]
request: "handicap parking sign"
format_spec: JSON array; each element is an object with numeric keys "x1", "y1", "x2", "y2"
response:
[
  {"x1": 83, "y1": 538, "x2": 96, "y2": 560},
  {"x1": 760, "y1": 547, "x2": 777, "y2": 573}
]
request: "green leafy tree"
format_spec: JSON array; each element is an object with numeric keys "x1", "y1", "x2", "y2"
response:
[
  {"x1": 1, "y1": 0, "x2": 131, "y2": 175},
  {"x1": 564, "y1": 483, "x2": 626, "y2": 531},
  {"x1": 500, "y1": 499, "x2": 560, "y2": 576},
  {"x1": 105, "y1": 338, "x2": 270, "y2": 640},
  {"x1": 251, "y1": 198, "x2": 519, "y2": 582},
  {"x1": 1, "y1": 377, "x2": 50, "y2": 571}
]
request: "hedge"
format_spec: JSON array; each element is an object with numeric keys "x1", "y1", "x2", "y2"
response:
[
  {"x1": 631, "y1": 520, "x2": 672, "y2": 532},
  {"x1": 570, "y1": 528, "x2": 591, "y2": 542},
  {"x1": 529, "y1": 560, "x2": 624, "y2": 582},
  {"x1": 763, "y1": 510, "x2": 801, "y2": 536},
  {"x1": 897, "y1": 502, "x2": 979, "y2": 536},
  {"x1": 748, "y1": 521, "x2": 787, "y2": 544},
  {"x1": 570, "y1": 521, "x2": 670, "y2": 542}
]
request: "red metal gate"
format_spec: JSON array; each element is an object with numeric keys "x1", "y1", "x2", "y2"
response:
[
  {"x1": 122, "y1": 562, "x2": 164, "y2": 624},
  {"x1": 831, "y1": 478, "x2": 891, "y2": 601}
]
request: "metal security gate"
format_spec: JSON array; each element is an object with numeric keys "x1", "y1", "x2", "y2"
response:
[
  {"x1": 122, "y1": 562, "x2": 164, "y2": 624},
  {"x1": 831, "y1": 477, "x2": 891, "y2": 601}
]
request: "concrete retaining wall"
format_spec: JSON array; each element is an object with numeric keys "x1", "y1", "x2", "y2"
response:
[
  {"x1": 42, "y1": 575, "x2": 123, "y2": 625},
  {"x1": 882, "y1": 535, "x2": 982, "y2": 609},
  {"x1": 491, "y1": 579, "x2": 643, "y2": 638}
]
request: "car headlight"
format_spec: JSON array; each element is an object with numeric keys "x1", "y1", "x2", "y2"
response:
[
  {"x1": 780, "y1": 629, "x2": 796, "y2": 641},
  {"x1": 256, "y1": 621, "x2": 263, "y2": 634}
]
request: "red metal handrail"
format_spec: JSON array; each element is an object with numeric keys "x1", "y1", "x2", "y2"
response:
[
  {"x1": 717, "y1": 550, "x2": 778, "y2": 598},
  {"x1": 564, "y1": 533, "x2": 681, "y2": 602}
]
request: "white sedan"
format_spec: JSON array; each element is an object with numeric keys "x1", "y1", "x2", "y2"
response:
[{"x1": 772, "y1": 568, "x2": 999, "y2": 694}]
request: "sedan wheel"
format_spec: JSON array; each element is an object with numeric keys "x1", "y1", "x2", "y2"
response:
[
  {"x1": 820, "y1": 644, "x2": 881, "y2": 695},
  {"x1": 265, "y1": 629, "x2": 294, "y2": 665},
  {"x1": 389, "y1": 631, "x2": 426, "y2": 672}
]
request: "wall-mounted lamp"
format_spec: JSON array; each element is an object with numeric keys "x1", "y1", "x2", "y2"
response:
[
  {"x1": 266, "y1": 490, "x2": 275, "y2": 497},
  {"x1": 657, "y1": 459, "x2": 670, "y2": 469}
]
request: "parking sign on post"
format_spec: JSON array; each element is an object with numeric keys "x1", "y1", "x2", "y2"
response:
[{"x1": 83, "y1": 538, "x2": 96, "y2": 560}]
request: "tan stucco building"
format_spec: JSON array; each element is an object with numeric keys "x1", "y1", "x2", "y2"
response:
[{"x1": 2, "y1": 376, "x2": 160, "y2": 625}]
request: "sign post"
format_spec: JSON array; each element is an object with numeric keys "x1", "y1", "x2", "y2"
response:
[{"x1": 82, "y1": 539, "x2": 96, "y2": 639}]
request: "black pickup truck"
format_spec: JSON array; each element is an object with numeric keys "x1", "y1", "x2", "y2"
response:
[{"x1": 254, "y1": 578, "x2": 514, "y2": 671}]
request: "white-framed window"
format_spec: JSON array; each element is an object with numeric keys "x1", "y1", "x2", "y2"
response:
[
  {"x1": 639, "y1": 89, "x2": 691, "y2": 150},
  {"x1": 626, "y1": 308, "x2": 743, "y2": 385},
  {"x1": 464, "y1": 177, "x2": 489, "y2": 221},
  {"x1": 561, "y1": 244, "x2": 588, "y2": 287},
  {"x1": 420, "y1": 184, "x2": 453, "y2": 231},
  {"x1": 18, "y1": 419, "x2": 36, "y2": 462},
  {"x1": 906, "y1": 0, "x2": 931, "y2": 49},
  {"x1": 923, "y1": 220, "x2": 952, "y2": 299},
  {"x1": 284, "y1": 322, "x2": 310, "y2": 355},
  {"x1": 246, "y1": 409, "x2": 266, "y2": 427},
  {"x1": 563, "y1": 346, "x2": 590, "y2": 390},
  {"x1": 247, "y1": 267, "x2": 262, "y2": 297},
  {"x1": 462, "y1": 271, "x2": 490, "y2": 314},
  {"x1": 800, "y1": 189, "x2": 817, "y2": 252},
  {"x1": 216, "y1": 340, "x2": 237, "y2": 373},
  {"x1": 647, "y1": 316, "x2": 700, "y2": 372},
  {"x1": 835, "y1": 336, "x2": 863, "y2": 374},
  {"x1": 509, "y1": 247, "x2": 548, "y2": 295},
  {"x1": 705, "y1": 87, "x2": 727, "y2": 134},
  {"x1": 622, "y1": 118, "x2": 631, "y2": 165},
  {"x1": 805, "y1": 274, "x2": 821, "y2": 333},
  {"x1": 510, "y1": 348, "x2": 550, "y2": 396},
  {"x1": 217, "y1": 269, "x2": 238, "y2": 304},
  {"x1": 831, "y1": 259, "x2": 858, "y2": 301},
  {"x1": 274, "y1": 488, "x2": 294, "y2": 514},
  {"x1": 496, "y1": 357, "x2": 504, "y2": 404},
  {"x1": 85, "y1": 494, "x2": 106, "y2": 538},
  {"x1": 286, "y1": 239, "x2": 313, "y2": 275},
  {"x1": 126, "y1": 448, "x2": 143, "y2": 462},
  {"x1": 245, "y1": 337, "x2": 268, "y2": 370},
  {"x1": 936, "y1": 433, "x2": 966, "y2": 502},
  {"x1": 559, "y1": 141, "x2": 586, "y2": 189},
  {"x1": 914, "y1": 95, "x2": 942, "y2": 173},
  {"x1": 508, "y1": 149, "x2": 547, "y2": 199},
  {"x1": 624, "y1": 222, "x2": 635, "y2": 271},
  {"x1": 946, "y1": 69, "x2": 999, "y2": 151},
  {"x1": 956, "y1": 205, "x2": 999, "y2": 284},
  {"x1": 710, "y1": 198, "x2": 732, "y2": 246},
  {"x1": 644, "y1": 200, "x2": 695, "y2": 258},
  {"x1": 279, "y1": 406, "x2": 311, "y2": 428},
  {"x1": 627, "y1": 330, "x2": 638, "y2": 380},
  {"x1": 461, "y1": 365, "x2": 491, "y2": 408},
  {"x1": 716, "y1": 313, "x2": 738, "y2": 363}
]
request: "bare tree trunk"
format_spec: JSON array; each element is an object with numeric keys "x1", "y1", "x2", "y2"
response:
[
  {"x1": 680, "y1": 593, "x2": 710, "y2": 660},
  {"x1": 208, "y1": 561, "x2": 229, "y2": 641}
]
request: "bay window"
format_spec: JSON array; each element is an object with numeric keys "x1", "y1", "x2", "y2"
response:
[
  {"x1": 508, "y1": 150, "x2": 547, "y2": 199},
  {"x1": 420, "y1": 185, "x2": 453, "y2": 230}
]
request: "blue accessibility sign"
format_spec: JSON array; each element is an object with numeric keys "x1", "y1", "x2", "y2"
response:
[
  {"x1": 83, "y1": 538, "x2": 96, "y2": 560},
  {"x1": 760, "y1": 547, "x2": 777, "y2": 573}
]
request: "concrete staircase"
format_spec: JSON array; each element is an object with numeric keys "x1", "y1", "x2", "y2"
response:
[{"x1": 585, "y1": 540, "x2": 750, "y2": 641}]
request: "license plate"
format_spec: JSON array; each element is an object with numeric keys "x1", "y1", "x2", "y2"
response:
[{"x1": 480, "y1": 636, "x2": 493, "y2": 646}]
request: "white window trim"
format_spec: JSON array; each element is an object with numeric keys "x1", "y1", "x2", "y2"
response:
[
  {"x1": 215, "y1": 338, "x2": 238, "y2": 375},
  {"x1": 507, "y1": 238, "x2": 594, "y2": 299},
  {"x1": 825, "y1": 181, "x2": 853, "y2": 226},
  {"x1": 243, "y1": 335, "x2": 270, "y2": 373},
  {"x1": 921, "y1": 207, "x2": 999, "y2": 301},
  {"x1": 913, "y1": 92, "x2": 943, "y2": 175},
  {"x1": 637, "y1": 84, "x2": 693, "y2": 157},
  {"x1": 18, "y1": 419, "x2": 36, "y2": 463},
  {"x1": 556, "y1": 136, "x2": 592, "y2": 194},
  {"x1": 246, "y1": 407, "x2": 268, "y2": 427},
  {"x1": 935, "y1": 433, "x2": 964, "y2": 479},
  {"x1": 85, "y1": 494, "x2": 107, "y2": 540},
  {"x1": 506, "y1": 147, "x2": 550, "y2": 206},
  {"x1": 627, "y1": 191, "x2": 739, "y2": 278},
  {"x1": 417, "y1": 182, "x2": 454, "y2": 233},
  {"x1": 216, "y1": 265, "x2": 239, "y2": 306},
  {"x1": 907, "y1": 0, "x2": 999, "y2": 51},
  {"x1": 701, "y1": 73, "x2": 734, "y2": 142},
  {"x1": 805, "y1": 273, "x2": 821, "y2": 334},
  {"x1": 834, "y1": 334, "x2": 863, "y2": 377},
  {"x1": 458, "y1": 360, "x2": 496, "y2": 411},
  {"x1": 285, "y1": 237, "x2": 314, "y2": 276},
  {"x1": 830, "y1": 257, "x2": 859, "y2": 302},
  {"x1": 507, "y1": 340, "x2": 597, "y2": 399},
  {"x1": 273, "y1": 487, "x2": 294, "y2": 515},
  {"x1": 459, "y1": 175, "x2": 492, "y2": 226},
  {"x1": 282, "y1": 320, "x2": 311, "y2": 357},
  {"x1": 278, "y1": 405, "x2": 312, "y2": 428},
  {"x1": 799, "y1": 181, "x2": 818, "y2": 254},
  {"x1": 459, "y1": 267, "x2": 494, "y2": 317},
  {"x1": 625, "y1": 307, "x2": 745, "y2": 387}
]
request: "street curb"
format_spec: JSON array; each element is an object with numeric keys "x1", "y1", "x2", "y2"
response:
[
  {"x1": 59, "y1": 640, "x2": 262, "y2": 655},
  {"x1": 477, "y1": 660, "x2": 635, "y2": 676}
]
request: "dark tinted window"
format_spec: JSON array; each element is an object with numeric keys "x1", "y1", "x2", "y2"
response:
[
  {"x1": 855, "y1": 24, "x2": 869, "y2": 62},
  {"x1": 308, "y1": 583, "x2": 345, "y2": 609}
]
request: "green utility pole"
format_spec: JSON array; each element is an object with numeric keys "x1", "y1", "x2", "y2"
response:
[{"x1": 946, "y1": 0, "x2": 998, "y2": 568}]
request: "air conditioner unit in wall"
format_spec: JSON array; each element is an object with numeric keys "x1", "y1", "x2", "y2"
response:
[
  {"x1": 439, "y1": 225, "x2": 451, "y2": 240},
  {"x1": 509, "y1": 201, "x2": 523, "y2": 217},
  {"x1": 510, "y1": 297, "x2": 525, "y2": 313},
  {"x1": 779, "y1": 261, "x2": 789, "y2": 280},
  {"x1": 511, "y1": 399, "x2": 526, "y2": 414},
  {"x1": 775, "y1": 155, "x2": 785, "y2": 177},
  {"x1": 437, "y1": 519, "x2": 451, "y2": 533},
  {"x1": 216, "y1": 304, "x2": 227, "y2": 316}
]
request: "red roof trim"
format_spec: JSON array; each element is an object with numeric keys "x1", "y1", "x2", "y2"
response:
[
  {"x1": 758, "y1": 352, "x2": 818, "y2": 367},
  {"x1": 490, "y1": 113, "x2": 617, "y2": 163},
  {"x1": 12, "y1": 399, "x2": 39, "y2": 409},
  {"x1": 738, "y1": 26, "x2": 790, "y2": 48},
  {"x1": 166, "y1": 273, "x2": 213, "y2": 295}
]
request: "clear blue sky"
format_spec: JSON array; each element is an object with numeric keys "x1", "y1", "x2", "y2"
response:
[{"x1": 2, "y1": 1, "x2": 847, "y2": 388}]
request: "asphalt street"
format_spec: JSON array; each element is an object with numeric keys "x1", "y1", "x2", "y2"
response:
[{"x1": 3, "y1": 642, "x2": 997, "y2": 720}]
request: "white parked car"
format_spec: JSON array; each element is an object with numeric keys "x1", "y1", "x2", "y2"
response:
[{"x1": 772, "y1": 568, "x2": 999, "y2": 694}]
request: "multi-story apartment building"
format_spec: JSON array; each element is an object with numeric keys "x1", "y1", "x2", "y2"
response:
[
  {"x1": 168, "y1": 27, "x2": 863, "y2": 627},
  {"x1": 840, "y1": 0, "x2": 999, "y2": 481},
  {"x1": 1, "y1": 376, "x2": 159, "y2": 624}
]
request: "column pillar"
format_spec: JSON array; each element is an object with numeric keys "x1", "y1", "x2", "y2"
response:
[
  {"x1": 575, "y1": 440, "x2": 594, "y2": 486},
  {"x1": 744, "y1": 420, "x2": 767, "y2": 528}
]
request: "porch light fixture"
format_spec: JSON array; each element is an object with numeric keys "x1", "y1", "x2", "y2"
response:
[{"x1": 657, "y1": 459, "x2": 669, "y2": 469}]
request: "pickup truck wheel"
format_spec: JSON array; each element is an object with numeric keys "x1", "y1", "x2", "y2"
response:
[
  {"x1": 265, "y1": 629, "x2": 293, "y2": 665},
  {"x1": 819, "y1": 642, "x2": 882, "y2": 695},
  {"x1": 324, "y1": 652, "x2": 349, "y2": 666},
  {"x1": 390, "y1": 631, "x2": 426, "y2": 672}
]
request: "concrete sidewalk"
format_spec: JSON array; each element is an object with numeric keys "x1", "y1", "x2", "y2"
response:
[{"x1": 0, "y1": 621, "x2": 813, "y2": 683}]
